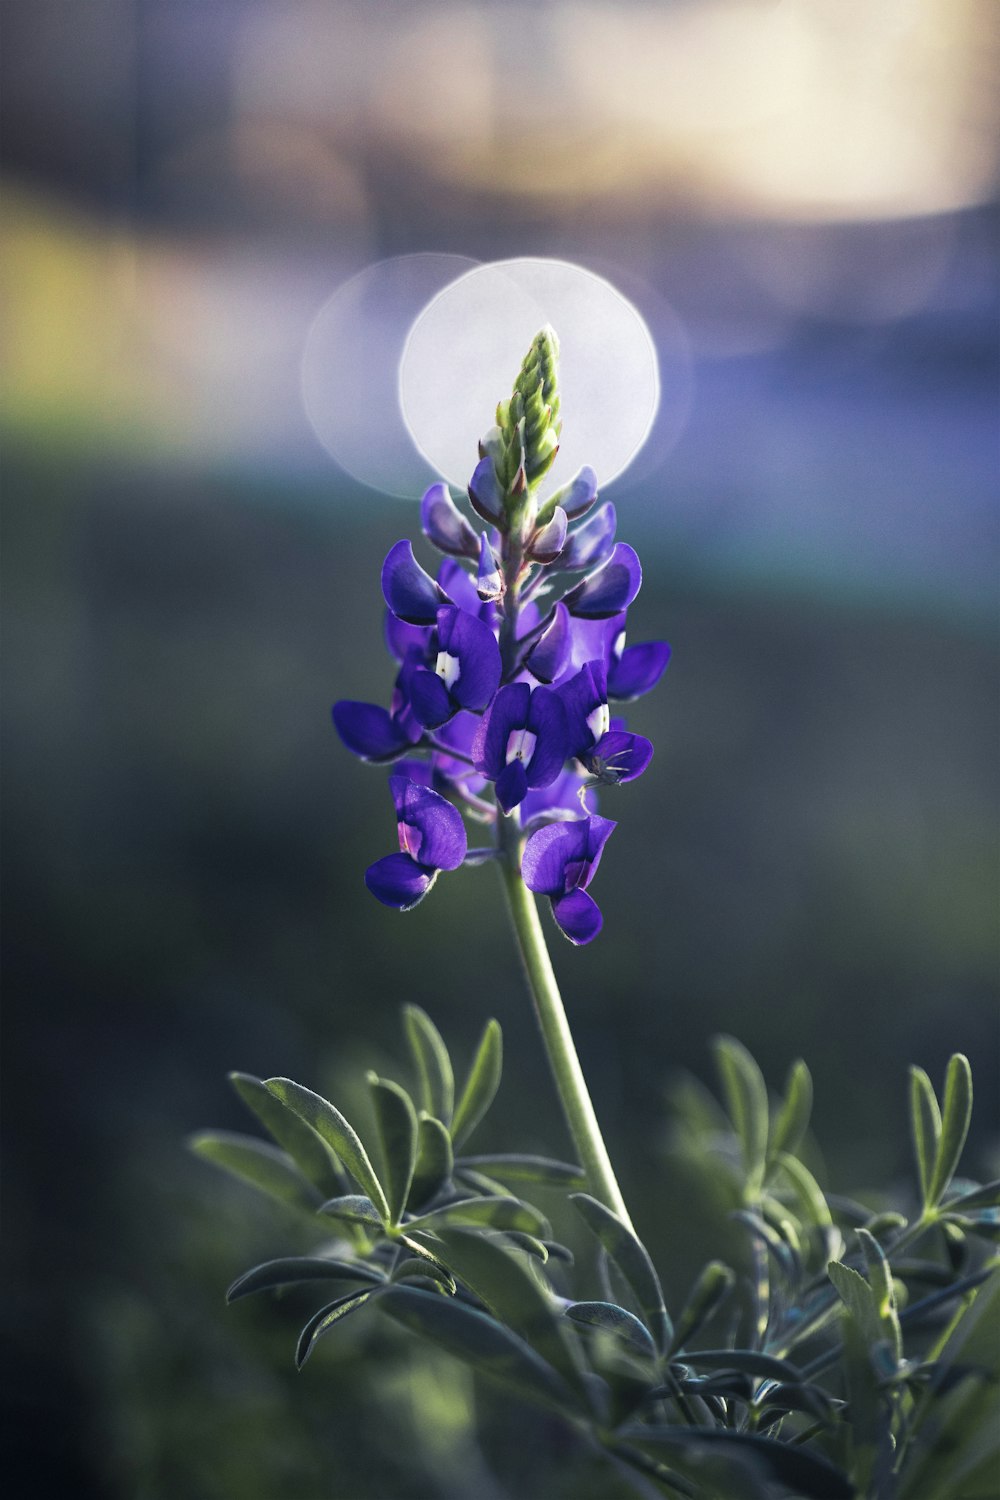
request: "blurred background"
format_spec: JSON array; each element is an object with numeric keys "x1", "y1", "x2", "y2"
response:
[{"x1": 2, "y1": 2, "x2": 998, "y2": 1495}]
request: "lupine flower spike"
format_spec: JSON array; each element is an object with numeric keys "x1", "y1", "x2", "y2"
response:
[{"x1": 332, "y1": 327, "x2": 669, "y2": 942}]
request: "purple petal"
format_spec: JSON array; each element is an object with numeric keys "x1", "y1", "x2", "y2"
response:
[
  {"x1": 436, "y1": 606, "x2": 502, "y2": 712},
  {"x1": 468, "y1": 456, "x2": 504, "y2": 524},
  {"x1": 559, "y1": 660, "x2": 609, "y2": 755},
  {"x1": 563, "y1": 544, "x2": 642, "y2": 619},
  {"x1": 421, "y1": 483, "x2": 478, "y2": 558},
  {"x1": 608, "y1": 641, "x2": 672, "y2": 701},
  {"x1": 550, "y1": 888, "x2": 603, "y2": 944},
  {"x1": 365, "y1": 852, "x2": 435, "y2": 910},
  {"x1": 525, "y1": 602, "x2": 571, "y2": 684},
  {"x1": 382, "y1": 540, "x2": 450, "y2": 624},
  {"x1": 529, "y1": 507, "x2": 567, "y2": 564},
  {"x1": 409, "y1": 668, "x2": 454, "y2": 730},
  {"x1": 495, "y1": 758, "x2": 529, "y2": 815},
  {"x1": 585, "y1": 730, "x2": 653, "y2": 784},
  {"x1": 389, "y1": 776, "x2": 467, "y2": 870},
  {"x1": 384, "y1": 610, "x2": 433, "y2": 663},
  {"x1": 476, "y1": 533, "x2": 504, "y2": 603},
  {"x1": 519, "y1": 767, "x2": 592, "y2": 827},
  {"x1": 473, "y1": 682, "x2": 530, "y2": 778},
  {"x1": 581, "y1": 813, "x2": 616, "y2": 886},
  {"x1": 521, "y1": 819, "x2": 590, "y2": 896},
  {"x1": 553, "y1": 503, "x2": 617, "y2": 573},
  {"x1": 552, "y1": 465, "x2": 598, "y2": 521},
  {"x1": 524, "y1": 686, "x2": 570, "y2": 788},
  {"x1": 332, "y1": 701, "x2": 410, "y2": 762}
]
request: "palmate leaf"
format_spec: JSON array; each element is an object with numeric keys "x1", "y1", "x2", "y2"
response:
[
  {"x1": 189, "y1": 1131, "x2": 322, "y2": 1214},
  {"x1": 227, "y1": 1256, "x2": 385, "y2": 1302},
  {"x1": 295, "y1": 1288, "x2": 375, "y2": 1369},
  {"x1": 403, "y1": 1004, "x2": 454, "y2": 1125},
  {"x1": 377, "y1": 1283, "x2": 580, "y2": 1416},
  {"x1": 367, "y1": 1073, "x2": 417, "y2": 1227},
  {"x1": 712, "y1": 1035, "x2": 769, "y2": 1191},
  {"x1": 457, "y1": 1153, "x2": 586, "y2": 1188},
  {"x1": 427, "y1": 1225, "x2": 589, "y2": 1403},
  {"x1": 228, "y1": 1071, "x2": 344, "y2": 1195},
  {"x1": 572, "y1": 1194, "x2": 673, "y2": 1356},
  {"x1": 619, "y1": 1425, "x2": 854, "y2": 1500},
  {"x1": 450, "y1": 1017, "x2": 502, "y2": 1148},
  {"x1": 264, "y1": 1077, "x2": 391, "y2": 1226},
  {"x1": 408, "y1": 1113, "x2": 453, "y2": 1210}
]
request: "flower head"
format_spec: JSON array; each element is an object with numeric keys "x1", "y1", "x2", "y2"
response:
[
  {"x1": 365, "y1": 776, "x2": 468, "y2": 909},
  {"x1": 521, "y1": 814, "x2": 616, "y2": 944}
]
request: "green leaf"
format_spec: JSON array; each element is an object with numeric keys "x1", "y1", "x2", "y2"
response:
[
  {"x1": 686, "y1": 1348, "x2": 803, "y2": 1383},
  {"x1": 264, "y1": 1077, "x2": 391, "y2": 1226},
  {"x1": 403, "y1": 1004, "x2": 454, "y2": 1125},
  {"x1": 189, "y1": 1131, "x2": 321, "y2": 1213},
  {"x1": 668, "y1": 1260, "x2": 735, "y2": 1355},
  {"x1": 377, "y1": 1284, "x2": 579, "y2": 1416},
  {"x1": 408, "y1": 1113, "x2": 453, "y2": 1211},
  {"x1": 228, "y1": 1071, "x2": 344, "y2": 1195},
  {"x1": 774, "y1": 1150, "x2": 833, "y2": 1230},
  {"x1": 450, "y1": 1017, "x2": 502, "y2": 1148},
  {"x1": 227, "y1": 1256, "x2": 384, "y2": 1302},
  {"x1": 926, "y1": 1054, "x2": 973, "y2": 1210},
  {"x1": 388, "y1": 1257, "x2": 456, "y2": 1293},
  {"x1": 410, "y1": 1195, "x2": 550, "y2": 1237},
  {"x1": 571, "y1": 1193, "x2": 672, "y2": 1356},
  {"x1": 769, "y1": 1057, "x2": 813, "y2": 1161},
  {"x1": 430, "y1": 1225, "x2": 589, "y2": 1402},
  {"x1": 317, "y1": 1193, "x2": 384, "y2": 1228},
  {"x1": 620, "y1": 1425, "x2": 854, "y2": 1499},
  {"x1": 457, "y1": 1153, "x2": 586, "y2": 1188},
  {"x1": 712, "y1": 1035, "x2": 769, "y2": 1189},
  {"x1": 828, "y1": 1259, "x2": 885, "y2": 1354},
  {"x1": 295, "y1": 1288, "x2": 374, "y2": 1368},
  {"x1": 565, "y1": 1301, "x2": 658, "y2": 1358},
  {"x1": 367, "y1": 1073, "x2": 417, "y2": 1227},
  {"x1": 857, "y1": 1226, "x2": 903, "y2": 1363},
  {"x1": 910, "y1": 1065, "x2": 942, "y2": 1208},
  {"x1": 943, "y1": 1179, "x2": 1000, "y2": 1213}
]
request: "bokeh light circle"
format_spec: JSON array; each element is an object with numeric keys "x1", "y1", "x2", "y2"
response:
[
  {"x1": 399, "y1": 259, "x2": 660, "y2": 490},
  {"x1": 302, "y1": 253, "x2": 480, "y2": 497}
]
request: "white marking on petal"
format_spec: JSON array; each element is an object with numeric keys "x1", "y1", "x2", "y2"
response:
[
  {"x1": 613, "y1": 629, "x2": 627, "y2": 661},
  {"x1": 436, "y1": 651, "x2": 461, "y2": 689},
  {"x1": 586, "y1": 703, "x2": 610, "y2": 742},
  {"x1": 505, "y1": 728, "x2": 537, "y2": 765}
]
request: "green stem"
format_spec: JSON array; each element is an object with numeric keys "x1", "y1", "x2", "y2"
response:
[{"x1": 496, "y1": 813, "x2": 634, "y2": 1230}]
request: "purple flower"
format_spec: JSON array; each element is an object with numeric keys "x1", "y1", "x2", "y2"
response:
[
  {"x1": 332, "y1": 650, "x2": 426, "y2": 763},
  {"x1": 382, "y1": 540, "x2": 452, "y2": 624},
  {"x1": 562, "y1": 543, "x2": 641, "y2": 619},
  {"x1": 365, "y1": 776, "x2": 468, "y2": 909},
  {"x1": 409, "y1": 605, "x2": 503, "y2": 729},
  {"x1": 521, "y1": 814, "x2": 616, "y2": 944},
  {"x1": 468, "y1": 456, "x2": 504, "y2": 525},
  {"x1": 420, "y1": 483, "x2": 479, "y2": 559},
  {"x1": 559, "y1": 660, "x2": 653, "y2": 786},
  {"x1": 551, "y1": 502, "x2": 617, "y2": 573},
  {"x1": 472, "y1": 682, "x2": 570, "y2": 815}
]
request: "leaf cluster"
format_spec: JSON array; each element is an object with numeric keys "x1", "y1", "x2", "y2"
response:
[{"x1": 193, "y1": 1024, "x2": 998, "y2": 1499}]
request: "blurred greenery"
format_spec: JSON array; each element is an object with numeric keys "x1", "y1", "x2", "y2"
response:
[{"x1": 3, "y1": 436, "x2": 996, "y2": 1496}]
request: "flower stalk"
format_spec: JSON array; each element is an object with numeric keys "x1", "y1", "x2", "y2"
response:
[{"x1": 496, "y1": 809, "x2": 634, "y2": 1229}]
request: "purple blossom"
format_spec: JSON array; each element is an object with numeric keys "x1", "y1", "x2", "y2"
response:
[
  {"x1": 365, "y1": 776, "x2": 468, "y2": 909},
  {"x1": 382, "y1": 540, "x2": 452, "y2": 624},
  {"x1": 551, "y1": 502, "x2": 617, "y2": 573},
  {"x1": 563, "y1": 543, "x2": 642, "y2": 619},
  {"x1": 332, "y1": 650, "x2": 425, "y2": 763},
  {"x1": 473, "y1": 682, "x2": 569, "y2": 815},
  {"x1": 559, "y1": 659, "x2": 654, "y2": 786},
  {"x1": 521, "y1": 814, "x2": 616, "y2": 944},
  {"x1": 420, "y1": 483, "x2": 478, "y2": 559},
  {"x1": 409, "y1": 605, "x2": 502, "y2": 729}
]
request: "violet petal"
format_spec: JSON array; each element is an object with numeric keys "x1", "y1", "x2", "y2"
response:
[
  {"x1": 409, "y1": 668, "x2": 454, "y2": 730},
  {"x1": 473, "y1": 681, "x2": 530, "y2": 778},
  {"x1": 551, "y1": 888, "x2": 603, "y2": 945},
  {"x1": 389, "y1": 776, "x2": 467, "y2": 870},
  {"x1": 524, "y1": 686, "x2": 571, "y2": 788},
  {"x1": 332, "y1": 700, "x2": 410, "y2": 762},
  {"x1": 421, "y1": 483, "x2": 479, "y2": 559},
  {"x1": 525, "y1": 602, "x2": 571, "y2": 684},
  {"x1": 529, "y1": 507, "x2": 568, "y2": 564},
  {"x1": 563, "y1": 543, "x2": 642, "y2": 619},
  {"x1": 521, "y1": 819, "x2": 590, "y2": 896},
  {"x1": 608, "y1": 641, "x2": 672, "y2": 701},
  {"x1": 382, "y1": 540, "x2": 450, "y2": 624},
  {"x1": 365, "y1": 852, "x2": 435, "y2": 910},
  {"x1": 554, "y1": 502, "x2": 617, "y2": 573},
  {"x1": 495, "y1": 758, "x2": 529, "y2": 815},
  {"x1": 468, "y1": 456, "x2": 504, "y2": 524}
]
